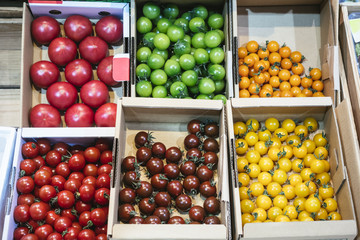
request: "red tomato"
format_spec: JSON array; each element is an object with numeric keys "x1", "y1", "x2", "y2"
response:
[
  {"x1": 65, "y1": 59, "x2": 93, "y2": 87},
  {"x1": 95, "y1": 16, "x2": 123, "y2": 44},
  {"x1": 34, "y1": 169, "x2": 52, "y2": 186},
  {"x1": 83, "y1": 164, "x2": 98, "y2": 177},
  {"x1": 22, "y1": 142, "x2": 40, "y2": 159},
  {"x1": 51, "y1": 175, "x2": 66, "y2": 191},
  {"x1": 78, "y1": 229, "x2": 96, "y2": 240},
  {"x1": 97, "y1": 56, "x2": 118, "y2": 86},
  {"x1": 16, "y1": 176, "x2": 35, "y2": 194},
  {"x1": 80, "y1": 80, "x2": 109, "y2": 109},
  {"x1": 20, "y1": 159, "x2": 37, "y2": 176},
  {"x1": 29, "y1": 202, "x2": 50, "y2": 221},
  {"x1": 82, "y1": 176, "x2": 97, "y2": 187},
  {"x1": 46, "y1": 82, "x2": 78, "y2": 110},
  {"x1": 79, "y1": 211, "x2": 91, "y2": 227},
  {"x1": 17, "y1": 194, "x2": 35, "y2": 206},
  {"x1": 52, "y1": 142, "x2": 69, "y2": 156},
  {"x1": 68, "y1": 153, "x2": 86, "y2": 171},
  {"x1": 30, "y1": 61, "x2": 59, "y2": 88},
  {"x1": 14, "y1": 204, "x2": 30, "y2": 223},
  {"x1": 65, "y1": 103, "x2": 94, "y2": 127},
  {"x1": 95, "y1": 103, "x2": 117, "y2": 127},
  {"x1": 54, "y1": 216, "x2": 72, "y2": 233},
  {"x1": 100, "y1": 150, "x2": 112, "y2": 164},
  {"x1": 84, "y1": 147, "x2": 101, "y2": 163},
  {"x1": 34, "y1": 224, "x2": 53, "y2": 240},
  {"x1": 75, "y1": 200, "x2": 92, "y2": 214},
  {"x1": 64, "y1": 15, "x2": 93, "y2": 42},
  {"x1": 68, "y1": 171, "x2": 85, "y2": 182},
  {"x1": 55, "y1": 162, "x2": 71, "y2": 178},
  {"x1": 45, "y1": 150, "x2": 62, "y2": 167},
  {"x1": 61, "y1": 209, "x2": 77, "y2": 222},
  {"x1": 13, "y1": 227, "x2": 29, "y2": 240},
  {"x1": 48, "y1": 37, "x2": 77, "y2": 66},
  {"x1": 38, "y1": 185, "x2": 57, "y2": 202},
  {"x1": 47, "y1": 233, "x2": 62, "y2": 240},
  {"x1": 96, "y1": 234, "x2": 107, "y2": 240},
  {"x1": 57, "y1": 190, "x2": 75, "y2": 209},
  {"x1": 45, "y1": 210, "x2": 60, "y2": 225},
  {"x1": 90, "y1": 208, "x2": 107, "y2": 227},
  {"x1": 79, "y1": 36, "x2": 108, "y2": 64},
  {"x1": 79, "y1": 184, "x2": 95, "y2": 203},
  {"x1": 63, "y1": 226, "x2": 81, "y2": 240},
  {"x1": 19, "y1": 233, "x2": 39, "y2": 240},
  {"x1": 97, "y1": 164, "x2": 112, "y2": 175},
  {"x1": 96, "y1": 174, "x2": 110, "y2": 189},
  {"x1": 33, "y1": 156, "x2": 45, "y2": 170},
  {"x1": 64, "y1": 178, "x2": 82, "y2": 193},
  {"x1": 30, "y1": 104, "x2": 61, "y2": 127},
  {"x1": 94, "y1": 188, "x2": 110, "y2": 206},
  {"x1": 95, "y1": 139, "x2": 110, "y2": 152},
  {"x1": 37, "y1": 138, "x2": 51, "y2": 155},
  {"x1": 31, "y1": 16, "x2": 60, "y2": 45}
]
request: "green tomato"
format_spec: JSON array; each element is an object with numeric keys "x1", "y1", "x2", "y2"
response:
[
  {"x1": 214, "y1": 29, "x2": 225, "y2": 43},
  {"x1": 170, "y1": 55, "x2": 180, "y2": 62},
  {"x1": 183, "y1": 35, "x2": 191, "y2": 44},
  {"x1": 189, "y1": 85, "x2": 200, "y2": 95},
  {"x1": 170, "y1": 81, "x2": 189, "y2": 98},
  {"x1": 204, "y1": 30, "x2": 221, "y2": 48},
  {"x1": 210, "y1": 47, "x2": 225, "y2": 64},
  {"x1": 208, "y1": 64, "x2": 225, "y2": 81},
  {"x1": 181, "y1": 12, "x2": 192, "y2": 21},
  {"x1": 214, "y1": 79, "x2": 225, "y2": 93},
  {"x1": 153, "y1": 33, "x2": 170, "y2": 50},
  {"x1": 213, "y1": 94, "x2": 227, "y2": 104},
  {"x1": 174, "y1": 40, "x2": 191, "y2": 56},
  {"x1": 181, "y1": 70, "x2": 198, "y2": 87},
  {"x1": 136, "y1": 80, "x2": 152, "y2": 97},
  {"x1": 136, "y1": 63, "x2": 151, "y2": 79},
  {"x1": 208, "y1": 13, "x2": 224, "y2": 29},
  {"x1": 143, "y1": 32, "x2": 156, "y2": 49},
  {"x1": 167, "y1": 25, "x2": 185, "y2": 42},
  {"x1": 189, "y1": 17, "x2": 206, "y2": 33},
  {"x1": 153, "y1": 48, "x2": 168, "y2": 60},
  {"x1": 143, "y1": 2, "x2": 160, "y2": 20},
  {"x1": 193, "y1": 5, "x2": 208, "y2": 20},
  {"x1": 164, "y1": 59, "x2": 181, "y2": 77},
  {"x1": 153, "y1": 14, "x2": 164, "y2": 25},
  {"x1": 198, "y1": 77, "x2": 215, "y2": 95},
  {"x1": 191, "y1": 32, "x2": 206, "y2": 48},
  {"x1": 147, "y1": 53, "x2": 165, "y2": 69},
  {"x1": 163, "y1": 4, "x2": 179, "y2": 19},
  {"x1": 137, "y1": 17, "x2": 152, "y2": 34},
  {"x1": 197, "y1": 94, "x2": 211, "y2": 100},
  {"x1": 164, "y1": 80, "x2": 173, "y2": 90},
  {"x1": 157, "y1": 18, "x2": 171, "y2": 33},
  {"x1": 194, "y1": 48, "x2": 209, "y2": 64},
  {"x1": 152, "y1": 85, "x2": 168, "y2": 98},
  {"x1": 150, "y1": 69, "x2": 167, "y2": 86},
  {"x1": 179, "y1": 54, "x2": 196, "y2": 70},
  {"x1": 136, "y1": 47, "x2": 151, "y2": 63},
  {"x1": 174, "y1": 18, "x2": 189, "y2": 33}
]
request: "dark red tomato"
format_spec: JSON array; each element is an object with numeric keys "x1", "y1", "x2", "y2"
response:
[
  {"x1": 186, "y1": 148, "x2": 202, "y2": 160},
  {"x1": 45, "y1": 150, "x2": 62, "y2": 167},
  {"x1": 199, "y1": 181, "x2": 216, "y2": 198},
  {"x1": 95, "y1": 138, "x2": 110, "y2": 152},
  {"x1": 134, "y1": 131, "x2": 149, "y2": 148},
  {"x1": 39, "y1": 165, "x2": 53, "y2": 174},
  {"x1": 203, "y1": 196, "x2": 220, "y2": 215},
  {"x1": 203, "y1": 138, "x2": 219, "y2": 153},
  {"x1": 102, "y1": 206, "x2": 109, "y2": 216},
  {"x1": 96, "y1": 174, "x2": 110, "y2": 189},
  {"x1": 68, "y1": 153, "x2": 86, "y2": 171},
  {"x1": 146, "y1": 157, "x2": 164, "y2": 176},
  {"x1": 203, "y1": 152, "x2": 218, "y2": 166},
  {"x1": 90, "y1": 208, "x2": 107, "y2": 227},
  {"x1": 48, "y1": 37, "x2": 77, "y2": 66},
  {"x1": 47, "y1": 232, "x2": 62, "y2": 240},
  {"x1": 34, "y1": 224, "x2": 53, "y2": 240},
  {"x1": 98, "y1": 164, "x2": 112, "y2": 175},
  {"x1": 31, "y1": 16, "x2": 60, "y2": 45},
  {"x1": 183, "y1": 175, "x2": 200, "y2": 193},
  {"x1": 64, "y1": 15, "x2": 92, "y2": 42},
  {"x1": 84, "y1": 147, "x2": 100, "y2": 163},
  {"x1": 39, "y1": 185, "x2": 57, "y2": 202},
  {"x1": 20, "y1": 159, "x2": 36, "y2": 176},
  {"x1": 51, "y1": 175, "x2": 66, "y2": 191},
  {"x1": 78, "y1": 229, "x2": 96, "y2": 240},
  {"x1": 189, "y1": 205, "x2": 206, "y2": 223},
  {"x1": 163, "y1": 163, "x2": 180, "y2": 179},
  {"x1": 79, "y1": 184, "x2": 95, "y2": 203},
  {"x1": 19, "y1": 234, "x2": 39, "y2": 240},
  {"x1": 45, "y1": 210, "x2": 60, "y2": 225},
  {"x1": 22, "y1": 142, "x2": 40, "y2": 159},
  {"x1": 96, "y1": 233, "x2": 107, "y2": 240},
  {"x1": 17, "y1": 193, "x2": 35, "y2": 206},
  {"x1": 151, "y1": 173, "x2": 168, "y2": 191},
  {"x1": 204, "y1": 123, "x2": 219, "y2": 138},
  {"x1": 63, "y1": 226, "x2": 81, "y2": 240},
  {"x1": 123, "y1": 171, "x2": 139, "y2": 188},
  {"x1": 69, "y1": 144, "x2": 85, "y2": 155},
  {"x1": 180, "y1": 160, "x2": 197, "y2": 176},
  {"x1": 30, "y1": 61, "x2": 59, "y2": 89},
  {"x1": 136, "y1": 146, "x2": 152, "y2": 164},
  {"x1": 144, "y1": 215, "x2": 161, "y2": 224},
  {"x1": 54, "y1": 216, "x2": 72, "y2": 233},
  {"x1": 94, "y1": 188, "x2": 110, "y2": 206},
  {"x1": 118, "y1": 204, "x2": 135, "y2": 223},
  {"x1": 165, "y1": 147, "x2": 182, "y2": 163},
  {"x1": 68, "y1": 172, "x2": 85, "y2": 182},
  {"x1": 36, "y1": 138, "x2": 51, "y2": 155},
  {"x1": 27, "y1": 219, "x2": 39, "y2": 231},
  {"x1": 167, "y1": 180, "x2": 183, "y2": 198},
  {"x1": 13, "y1": 226, "x2": 29, "y2": 240},
  {"x1": 95, "y1": 225, "x2": 107, "y2": 235},
  {"x1": 52, "y1": 142, "x2": 69, "y2": 156},
  {"x1": 154, "y1": 192, "x2": 171, "y2": 207},
  {"x1": 82, "y1": 176, "x2": 97, "y2": 187},
  {"x1": 153, "y1": 207, "x2": 170, "y2": 222},
  {"x1": 14, "y1": 204, "x2": 30, "y2": 223},
  {"x1": 33, "y1": 156, "x2": 45, "y2": 170},
  {"x1": 83, "y1": 164, "x2": 98, "y2": 177},
  {"x1": 204, "y1": 216, "x2": 221, "y2": 224},
  {"x1": 187, "y1": 119, "x2": 202, "y2": 134},
  {"x1": 61, "y1": 209, "x2": 76, "y2": 222},
  {"x1": 55, "y1": 162, "x2": 70, "y2": 178},
  {"x1": 95, "y1": 103, "x2": 117, "y2": 127},
  {"x1": 175, "y1": 194, "x2": 192, "y2": 211},
  {"x1": 75, "y1": 200, "x2": 92, "y2": 214},
  {"x1": 95, "y1": 16, "x2": 123, "y2": 44},
  {"x1": 79, "y1": 211, "x2": 91, "y2": 227},
  {"x1": 139, "y1": 198, "x2": 156, "y2": 215},
  {"x1": 34, "y1": 169, "x2": 52, "y2": 186},
  {"x1": 135, "y1": 181, "x2": 153, "y2": 198},
  {"x1": 100, "y1": 150, "x2": 112, "y2": 164},
  {"x1": 46, "y1": 82, "x2": 78, "y2": 111},
  {"x1": 184, "y1": 134, "x2": 200, "y2": 150},
  {"x1": 16, "y1": 176, "x2": 34, "y2": 194},
  {"x1": 196, "y1": 165, "x2": 213, "y2": 182},
  {"x1": 29, "y1": 202, "x2": 50, "y2": 221},
  {"x1": 128, "y1": 216, "x2": 145, "y2": 224},
  {"x1": 64, "y1": 178, "x2": 82, "y2": 193},
  {"x1": 30, "y1": 104, "x2": 61, "y2": 127},
  {"x1": 151, "y1": 142, "x2": 166, "y2": 159},
  {"x1": 79, "y1": 36, "x2": 108, "y2": 65},
  {"x1": 72, "y1": 222, "x2": 82, "y2": 231},
  {"x1": 168, "y1": 216, "x2": 185, "y2": 224},
  {"x1": 65, "y1": 103, "x2": 94, "y2": 127},
  {"x1": 80, "y1": 80, "x2": 109, "y2": 109},
  {"x1": 121, "y1": 156, "x2": 136, "y2": 172},
  {"x1": 97, "y1": 56, "x2": 118, "y2": 87}
]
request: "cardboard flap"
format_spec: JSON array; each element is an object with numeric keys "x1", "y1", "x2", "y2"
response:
[
  {"x1": 330, "y1": 147, "x2": 346, "y2": 194},
  {"x1": 321, "y1": 44, "x2": 340, "y2": 92}
]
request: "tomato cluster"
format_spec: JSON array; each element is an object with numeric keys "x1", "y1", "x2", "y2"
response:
[
  {"x1": 234, "y1": 117, "x2": 341, "y2": 224},
  {"x1": 29, "y1": 15, "x2": 122, "y2": 127},
  {"x1": 13, "y1": 139, "x2": 113, "y2": 240},
  {"x1": 238, "y1": 40, "x2": 324, "y2": 98},
  {"x1": 135, "y1": 2, "x2": 227, "y2": 102},
  {"x1": 119, "y1": 120, "x2": 222, "y2": 224}
]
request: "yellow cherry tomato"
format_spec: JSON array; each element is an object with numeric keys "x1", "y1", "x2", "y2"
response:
[
  {"x1": 289, "y1": 173, "x2": 302, "y2": 187},
  {"x1": 298, "y1": 211, "x2": 311, "y2": 221},
  {"x1": 258, "y1": 129, "x2": 272, "y2": 142},
  {"x1": 268, "y1": 147, "x2": 281, "y2": 161},
  {"x1": 258, "y1": 172, "x2": 273, "y2": 186},
  {"x1": 273, "y1": 195, "x2": 288, "y2": 209},
  {"x1": 303, "y1": 154, "x2": 315, "y2": 168},
  {"x1": 294, "y1": 197, "x2": 306, "y2": 212},
  {"x1": 295, "y1": 182, "x2": 310, "y2": 198},
  {"x1": 258, "y1": 157, "x2": 274, "y2": 172},
  {"x1": 247, "y1": 163, "x2": 261, "y2": 179},
  {"x1": 283, "y1": 205, "x2": 298, "y2": 219},
  {"x1": 310, "y1": 159, "x2": 325, "y2": 174},
  {"x1": 304, "y1": 117, "x2": 318, "y2": 132},
  {"x1": 256, "y1": 195, "x2": 272, "y2": 210},
  {"x1": 272, "y1": 169, "x2": 288, "y2": 185},
  {"x1": 314, "y1": 147, "x2": 328, "y2": 160},
  {"x1": 322, "y1": 160, "x2": 330, "y2": 172},
  {"x1": 293, "y1": 144, "x2": 308, "y2": 159},
  {"x1": 246, "y1": 118, "x2": 260, "y2": 132},
  {"x1": 278, "y1": 157, "x2": 292, "y2": 172},
  {"x1": 237, "y1": 157, "x2": 248, "y2": 173},
  {"x1": 268, "y1": 206, "x2": 282, "y2": 221},
  {"x1": 249, "y1": 182, "x2": 265, "y2": 197},
  {"x1": 235, "y1": 139, "x2": 248, "y2": 155},
  {"x1": 316, "y1": 172, "x2": 331, "y2": 185},
  {"x1": 241, "y1": 199, "x2": 255, "y2": 213},
  {"x1": 245, "y1": 132, "x2": 259, "y2": 146},
  {"x1": 275, "y1": 214, "x2": 290, "y2": 222},
  {"x1": 313, "y1": 132, "x2": 328, "y2": 147},
  {"x1": 282, "y1": 184, "x2": 296, "y2": 200},
  {"x1": 252, "y1": 208, "x2": 267, "y2": 222},
  {"x1": 315, "y1": 207, "x2": 328, "y2": 220},
  {"x1": 324, "y1": 198, "x2": 338, "y2": 212},
  {"x1": 292, "y1": 158, "x2": 304, "y2": 173},
  {"x1": 239, "y1": 186, "x2": 250, "y2": 200},
  {"x1": 306, "y1": 181, "x2": 317, "y2": 194},
  {"x1": 319, "y1": 185, "x2": 334, "y2": 199},
  {"x1": 238, "y1": 172, "x2": 250, "y2": 187},
  {"x1": 303, "y1": 139, "x2": 316, "y2": 153},
  {"x1": 269, "y1": 137, "x2": 282, "y2": 148},
  {"x1": 265, "y1": 117, "x2": 279, "y2": 132},
  {"x1": 234, "y1": 121, "x2": 247, "y2": 137},
  {"x1": 328, "y1": 212, "x2": 342, "y2": 220},
  {"x1": 242, "y1": 213, "x2": 254, "y2": 226},
  {"x1": 294, "y1": 125, "x2": 308, "y2": 139},
  {"x1": 305, "y1": 197, "x2": 321, "y2": 213},
  {"x1": 254, "y1": 141, "x2": 268, "y2": 155},
  {"x1": 281, "y1": 119, "x2": 296, "y2": 133},
  {"x1": 300, "y1": 168, "x2": 315, "y2": 181},
  {"x1": 274, "y1": 128, "x2": 288, "y2": 142},
  {"x1": 301, "y1": 216, "x2": 314, "y2": 222},
  {"x1": 246, "y1": 150, "x2": 261, "y2": 164},
  {"x1": 286, "y1": 135, "x2": 301, "y2": 147},
  {"x1": 267, "y1": 182, "x2": 282, "y2": 198},
  {"x1": 280, "y1": 145, "x2": 293, "y2": 159}
]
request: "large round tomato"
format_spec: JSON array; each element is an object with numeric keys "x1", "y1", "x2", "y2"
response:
[
  {"x1": 30, "y1": 61, "x2": 59, "y2": 88},
  {"x1": 31, "y1": 16, "x2": 60, "y2": 45},
  {"x1": 79, "y1": 36, "x2": 108, "y2": 65},
  {"x1": 64, "y1": 15, "x2": 93, "y2": 42},
  {"x1": 95, "y1": 103, "x2": 117, "y2": 127},
  {"x1": 48, "y1": 37, "x2": 77, "y2": 66},
  {"x1": 46, "y1": 82, "x2": 78, "y2": 110},
  {"x1": 30, "y1": 104, "x2": 61, "y2": 127},
  {"x1": 97, "y1": 56, "x2": 118, "y2": 86},
  {"x1": 95, "y1": 16, "x2": 123, "y2": 44},
  {"x1": 65, "y1": 59, "x2": 93, "y2": 87},
  {"x1": 65, "y1": 103, "x2": 94, "y2": 127},
  {"x1": 80, "y1": 80, "x2": 109, "y2": 108}
]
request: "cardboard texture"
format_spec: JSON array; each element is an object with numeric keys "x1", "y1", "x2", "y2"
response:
[
  {"x1": 227, "y1": 98, "x2": 357, "y2": 240},
  {"x1": 107, "y1": 98, "x2": 230, "y2": 240},
  {"x1": 130, "y1": 0, "x2": 234, "y2": 99},
  {"x1": 20, "y1": 2, "x2": 130, "y2": 127},
  {"x1": 233, "y1": 0, "x2": 338, "y2": 101},
  {"x1": 1, "y1": 128, "x2": 114, "y2": 240}
]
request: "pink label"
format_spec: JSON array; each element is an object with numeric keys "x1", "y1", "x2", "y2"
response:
[
  {"x1": 113, "y1": 55, "x2": 130, "y2": 82},
  {"x1": 28, "y1": 0, "x2": 62, "y2": 3}
]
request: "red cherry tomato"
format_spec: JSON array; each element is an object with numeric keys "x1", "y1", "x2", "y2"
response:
[
  {"x1": 31, "y1": 16, "x2": 60, "y2": 45},
  {"x1": 57, "y1": 190, "x2": 76, "y2": 209},
  {"x1": 100, "y1": 150, "x2": 112, "y2": 164},
  {"x1": 68, "y1": 153, "x2": 86, "y2": 171},
  {"x1": 84, "y1": 147, "x2": 100, "y2": 163},
  {"x1": 22, "y1": 142, "x2": 40, "y2": 159},
  {"x1": 14, "y1": 204, "x2": 30, "y2": 223},
  {"x1": 38, "y1": 185, "x2": 57, "y2": 202},
  {"x1": 29, "y1": 202, "x2": 50, "y2": 221}
]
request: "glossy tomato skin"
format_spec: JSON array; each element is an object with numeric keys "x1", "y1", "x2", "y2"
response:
[
  {"x1": 203, "y1": 196, "x2": 220, "y2": 215},
  {"x1": 204, "y1": 215, "x2": 221, "y2": 224},
  {"x1": 46, "y1": 82, "x2": 78, "y2": 110},
  {"x1": 187, "y1": 119, "x2": 202, "y2": 134},
  {"x1": 84, "y1": 147, "x2": 100, "y2": 163},
  {"x1": 163, "y1": 163, "x2": 180, "y2": 180},
  {"x1": 48, "y1": 37, "x2": 77, "y2": 66},
  {"x1": 64, "y1": 15, "x2": 93, "y2": 42},
  {"x1": 65, "y1": 103, "x2": 94, "y2": 127},
  {"x1": 45, "y1": 150, "x2": 62, "y2": 167},
  {"x1": 95, "y1": 138, "x2": 110, "y2": 152},
  {"x1": 54, "y1": 216, "x2": 72, "y2": 233},
  {"x1": 97, "y1": 164, "x2": 112, "y2": 175},
  {"x1": 96, "y1": 174, "x2": 110, "y2": 189},
  {"x1": 95, "y1": 16, "x2": 123, "y2": 44},
  {"x1": 151, "y1": 142, "x2": 166, "y2": 159},
  {"x1": 52, "y1": 142, "x2": 69, "y2": 156},
  {"x1": 90, "y1": 208, "x2": 107, "y2": 227},
  {"x1": 175, "y1": 194, "x2": 192, "y2": 211},
  {"x1": 97, "y1": 56, "x2": 118, "y2": 86},
  {"x1": 22, "y1": 142, "x2": 40, "y2": 159},
  {"x1": 34, "y1": 224, "x2": 53, "y2": 240},
  {"x1": 47, "y1": 232, "x2": 62, "y2": 240},
  {"x1": 65, "y1": 59, "x2": 93, "y2": 87},
  {"x1": 29, "y1": 202, "x2": 50, "y2": 221},
  {"x1": 82, "y1": 176, "x2": 97, "y2": 187},
  {"x1": 63, "y1": 226, "x2": 80, "y2": 240},
  {"x1": 69, "y1": 171, "x2": 86, "y2": 182},
  {"x1": 83, "y1": 164, "x2": 98, "y2": 177},
  {"x1": 136, "y1": 147, "x2": 152, "y2": 164},
  {"x1": 180, "y1": 160, "x2": 197, "y2": 176},
  {"x1": 100, "y1": 150, "x2": 112, "y2": 164},
  {"x1": 128, "y1": 216, "x2": 145, "y2": 224},
  {"x1": 30, "y1": 104, "x2": 61, "y2": 127},
  {"x1": 51, "y1": 175, "x2": 66, "y2": 191},
  {"x1": 165, "y1": 147, "x2": 182, "y2": 163},
  {"x1": 57, "y1": 190, "x2": 75, "y2": 209},
  {"x1": 118, "y1": 203, "x2": 135, "y2": 223},
  {"x1": 13, "y1": 227, "x2": 29, "y2": 240},
  {"x1": 144, "y1": 215, "x2": 161, "y2": 224},
  {"x1": 45, "y1": 210, "x2": 60, "y2": 225},
  {"x1": 55, "y1": 162, "x2": 70, "y2": 178},
  {"x1": 37, "y1": 138, "x2": 51, "y2": 155},
  {"x1": 80, "y1": 80, "x2": 109, "y2": 109},
  {"x1": 78, "y1": 229, "x2": 96, "y2": 240},
  {"x1": 95, "y1": 188, "x2": 110, "y2": 206},
  {"x1": 167, "y1": 180, "x2": 183, "y2": 198},
  {"x1": 95, "y1": 103, "x2": 117, "y2": 127},
  {"x1": 19, "y1": 233, "x2": 39, "y2": 240},
  {"x1": 168, "y1": 216, "x2": 185, "y2": 224},
  {"x1": 34, "y1": 169, "x2": 52, "y2": 187},
  {"x1": 79, "y1": 184, "x2": 95, "y2": 203},
  {"x1": 30, "y1": 61, "x2": 59, "y2": 88},
  {"x1": 199, "y1": 181, "x2": 216, "y2": 198},
  {"x1": 189, "y1": 205, "x2": 206, "y2": 222},
  {"x1": 136, "y1": 181, "x2": 153, "y2": 198},
  {"x1": 17, "y1": 194, "x2": 35, "y2": 206},
  {"x1": 14, "y1": 204, "x2": 30, "y2": 223},
  {"x1": 20, "y1": 159, "x2": 36, "y2": 176},
  {"x1": 31, "y1": 16, "x2": 60, "y2": 45},
  {"x1": 79, "y1": 36, "x2": 108, "y2": 65},
  {"x1": 38, "y1": 184, "x2": 57, "y2": 202}
]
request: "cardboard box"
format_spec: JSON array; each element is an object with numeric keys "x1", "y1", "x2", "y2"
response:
[
  {"x1": 129, "y1": 0, "x2": 234, "y2": 99},
  {"x1": 226, "y1": 98, "x2": 357, "y2": 239},
  {"x1": 1, "y1": 128, "x2": 115, "y2": 240},
  {"x1": 232, "y1": 0, "x2": 339, "y2": 100},
  {"x1": 107, "y1": 97, "x2": 230, "y2": 240},
  {"x1": 20, "y1": 1, "x2": 130, "y2": 127}
]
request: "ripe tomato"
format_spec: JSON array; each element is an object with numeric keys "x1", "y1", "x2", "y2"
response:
[
  {"x1": 68, "y1": 153, "x2": 86, "y2": 171},
  {"x1": 57, "y1": 190, "x2": 75, "y2": 209},
  {"x1": 78, "y1": 229, "x2": 96, "y2": 240},
  {"x1": 48, "y1": 37, "x2": 77, "y2": 66},
  {"x1": 80, "y1": 80, "x2": 109, "y2": 109},
  {"x1": 65, "y1": 103, "x2": 94, "y2": 127},
  {"x1": 13, "y1": 226, "x2": 29, "y2": 240},
  {"x1": 29, "y1": 202, "x2": 50, "y2": 221},
  {"x1": 31, "y1": 16, "x2": 60, "y2": 45},
  {"x1": 34, "y1": 169, "x2": 52, "y2": 186},
  {"x1": 30, "y1": 61, "x2": 60, "y2": 89},
  {"x1": 97, "y1": 56, "x2": 118, "y2": 87},
  {"x1": 94, "y1": 103, "x2": 117, "y2": 127},
  {"x1": 79, "y1": 36, "x2": 108, "y2": 65},
  {"x1": 30, "y1": 104, "x2": 61, "y2": 127},
  {"x1": 65, "y1": 59, "x2": 93, "y2": 87},
  {"x1": 97, "y1": 164, "x2": 112, "y2": 175},
  {"x1": 64, "y1": 15, "x2": 93, "y2": 42},
  {"x1": 14, "y1": 204, "x2": 30, "y2": 223},
  {"x1": 95, "y1": 16, "x2": 123, "y2": 44},
  {"x1": 95, "y1": 188, "x2": 110, "y2": 206},
  {"x1": 90, "y1": 208, "x2": 107, "y2": 227},
  {"x1": 79, "y1": 184, "x2": 95, "y2": 203},
  {"x1": 38, "y1": 185, "x2": 57, "y2": 202},
  {"x1": 83, "y1": 164, "x2": 98, "y2": 177},
  {"x1": 54, "y1": 216, "x2": 72, "y2": 233},
  {"x1": 34, "y1": 224, "x2": 53, "y2": 240}
]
